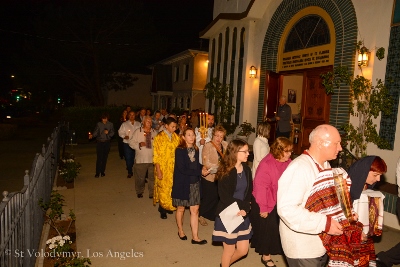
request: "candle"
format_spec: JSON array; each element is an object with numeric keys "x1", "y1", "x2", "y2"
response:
[
  {"x1": 199, "y1": 112, "x2": 202, "y2": 128},
  {"x1": 206, "y1": 113, "x2": 209, "y2": 128}
]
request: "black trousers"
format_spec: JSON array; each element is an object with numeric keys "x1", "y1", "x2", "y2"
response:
[
  {"x1": 276, "y1": 129, "x2": 291, "y2": 138},
  {"x1": 96, "y1": 141, "x2": 110, "y2": 174},
  {"x1": 199, "y1": 177, "x2": 218, "y2": 221},
  {"x1": 376, "y1": 198, "x2": 400, "y2": 267}
]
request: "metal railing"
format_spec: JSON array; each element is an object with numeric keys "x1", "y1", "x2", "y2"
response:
[{"x1": 0, "y1": 122, "x2": 68, "y2": 267}]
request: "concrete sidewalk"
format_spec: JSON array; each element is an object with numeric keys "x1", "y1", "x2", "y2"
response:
[{"x1": 59, "y1": 142, "x2": 400, "y2": 267}]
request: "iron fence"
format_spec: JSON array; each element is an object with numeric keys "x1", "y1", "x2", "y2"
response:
[{"x1": 0, "y1": 122, "x2": 68, "y2": 267}]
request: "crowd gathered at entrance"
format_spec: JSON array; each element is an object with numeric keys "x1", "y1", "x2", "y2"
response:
[{"x1": 88, "y1": 101, "x2": 400, "y2": 267}]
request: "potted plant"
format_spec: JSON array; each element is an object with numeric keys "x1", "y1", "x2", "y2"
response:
[
  {"x1": 236, "y1": 121, "x2": 255, "y2": 141},
  {"x1": 58, "y1": 153, "x2": 81, "y2": 183},
  {"x1": 220, "y1": 122, "x2": 238, "y2": 142}
]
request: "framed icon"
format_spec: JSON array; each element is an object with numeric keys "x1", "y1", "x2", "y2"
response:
[{"x1": 288, "y1": 89, "x2": 297, "y2": 103}]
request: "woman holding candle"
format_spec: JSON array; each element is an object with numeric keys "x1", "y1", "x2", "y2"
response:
[
  {"x1": 348, "y1": 156, "x2": 387, "y2": 267},
  {"x1": 89, "y1": 113, "x2": 115, "y2": 177},
  {"x1": 199, "y1": 125, "x2": 228, "y2": 226}
]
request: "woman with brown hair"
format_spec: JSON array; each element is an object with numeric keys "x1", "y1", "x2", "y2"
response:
[
  {"x1": 250, "y1": 137, "x2": 293, "y2": 267},
  {"x1": 212, "y1": 139, "x2": 253, "y2": 267},
  {"x1": 348, "y1": 156, "x2": 387, "y2": 267},
  {"x1": 171, "y1": 128, "x2": 209, "y2": 244},
  {"x1": 175, "y1": 115, "x2": 187, "y2": 135}
]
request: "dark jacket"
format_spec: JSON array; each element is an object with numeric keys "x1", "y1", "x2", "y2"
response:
[
  {"x1": 92, "y1": 121, "x2": 114, "y2": 142},
  {"x1": 171, "y1": 147, "x2": 202, "y2": 200},
  {"x1": 216, "y1": 163, "x2": 253, "y2": 217},
  {"x1": 271, "y1": 104, "x2": 292, "y2": 132}
]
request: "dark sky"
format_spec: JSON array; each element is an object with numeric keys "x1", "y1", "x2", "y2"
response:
[{"x1": 0, "y1": 0, "x2": 214, "y2": 75}]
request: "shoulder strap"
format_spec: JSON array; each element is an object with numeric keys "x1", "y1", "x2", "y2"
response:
[{"x1": 211, "y1": 141, "x2": 224, "y2": 159}]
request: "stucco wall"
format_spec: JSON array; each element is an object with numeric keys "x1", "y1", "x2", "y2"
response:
[{"x1": 351, "y1": 1, "x2": 400, "y2": 186}]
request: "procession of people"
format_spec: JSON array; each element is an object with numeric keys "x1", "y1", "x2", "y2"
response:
[{"x1": 88, "y1": 104, "x2": 398, "y2": 267}]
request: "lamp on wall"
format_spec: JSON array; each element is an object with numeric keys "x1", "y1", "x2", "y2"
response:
[
  {"x1": 249, "y1": 66, "x2": 257, "y2": 78},
  {"x1": 357, "y1": 46, "x2": 370, "y2": 67}
]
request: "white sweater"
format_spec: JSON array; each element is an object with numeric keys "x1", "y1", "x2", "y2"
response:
[
  {"x1": 277, "y1": 153, "x2": 330, "y2": 259},
  {"x1": 251, "y1": 136, "x2": 270, "y2": 179},
  {"x1": 128, "y1": 128, "x2": 157, "y2": 164}
]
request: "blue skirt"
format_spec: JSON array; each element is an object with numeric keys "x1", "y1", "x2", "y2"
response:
[{"x1": 212, "y1": 216, "x2": 253, "y2": 245}]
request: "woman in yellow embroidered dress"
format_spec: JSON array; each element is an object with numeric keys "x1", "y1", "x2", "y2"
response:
[{"x1": 153, "y1": 117, "x2": 180, "y2": 219}]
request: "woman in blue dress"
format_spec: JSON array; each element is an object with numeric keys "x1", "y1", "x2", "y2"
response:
[{"x1": 212, "y1": 139, "x2": 253, "y2": 267}]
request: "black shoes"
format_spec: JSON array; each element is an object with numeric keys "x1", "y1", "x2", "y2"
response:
[
  {"x1": 149, "y1": 196, "x2": 153, "y2": 199},
  {"x1": 261, "y1": 257, "x2": 276, "y2": 267},
  {"x1": 178, "y1": 233, "x2": 187, "y2": 240},
  {"x1": 137, "y1": 194, "x2": 143, "y2": 198},
  {"x1": 127, "y1": 174, "x2": 132, "y2": 178},
  {"x1": 94, "y1": 174, "x2": 99, "y2": 178},
  {"x1": 101, "y1": 173, "x2": 105, "y2": 177},
  {"x1": 191, "y1": 239, "x2": 207, "y2": 245},
  {"x1": 160, "y1": 213, "x2": 167, "y2": 219}
]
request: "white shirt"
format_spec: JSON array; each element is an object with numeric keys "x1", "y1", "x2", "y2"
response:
[
  {"x1": 129, "y1": 127, "x2": 157, "y2": 164},
  {"x1": 252, "y1": 136, "x2": 270, "y2": 179},
  {"x1": 277, "y1": 153, "x2": 330, "y2": 258},
  {"x1": 118, "y1": 120, "x2": 141, "y2": 144}
]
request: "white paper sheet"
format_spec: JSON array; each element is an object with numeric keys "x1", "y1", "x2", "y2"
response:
[{"x1": 219, "y1": 201, "x2": 244, "y2": 234}]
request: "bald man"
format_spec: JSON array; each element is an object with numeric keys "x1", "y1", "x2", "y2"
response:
[
  {"x1": 277, "y1": 124, "x2": 344, "y2": 267},
  {"x1": 267, "y1": 95, "x2": 292, "y2": 138}
]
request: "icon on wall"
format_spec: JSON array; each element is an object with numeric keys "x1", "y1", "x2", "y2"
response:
[{"x1": 288, "y1": 89, "x2": 296, "y2": 103}]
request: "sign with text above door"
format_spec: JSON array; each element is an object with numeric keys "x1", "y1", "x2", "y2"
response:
[{"x1": 278, "y1": 44, "x2": 335, "y2": 71}]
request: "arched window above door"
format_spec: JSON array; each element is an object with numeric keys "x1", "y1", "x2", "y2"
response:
[{"x1": 284, "y1": 15, "x2": 330, "y2": 53}]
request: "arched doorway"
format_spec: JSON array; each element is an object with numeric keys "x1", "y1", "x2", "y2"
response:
[{"x1": 258, "y1": 0, "x2": 358, "y2": 151}]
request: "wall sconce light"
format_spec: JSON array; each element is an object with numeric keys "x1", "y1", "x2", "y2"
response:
[
  {"x1": 357, "y1": 46, "x2": 370, "y2": 67},
  {"x1": 249, "y1": 66, "x2": 257, "y2": 78}
]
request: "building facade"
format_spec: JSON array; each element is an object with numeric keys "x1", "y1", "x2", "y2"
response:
[
  {"x1": 201, "y1": 0, "x2": 400, "y2": 228},
  {"x1": 150, "y1": 49, "x2": 208, "y2": 113}
]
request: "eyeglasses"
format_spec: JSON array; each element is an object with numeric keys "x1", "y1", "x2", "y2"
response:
[{"x1": 238, "y1": 150, "x2": 250, "y2": 154}]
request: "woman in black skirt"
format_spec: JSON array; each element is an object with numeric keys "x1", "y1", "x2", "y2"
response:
[
  {"x1": 212, "y1": 139, "x2": 253, "y2": 267},
  {"x1": 171, "y1": 128, "x2": 209, "y2": 244},
  {"x1": 250, "y1": 137, "x2": 293, "y2": 267}
]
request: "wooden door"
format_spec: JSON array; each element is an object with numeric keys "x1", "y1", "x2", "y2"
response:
[
  {"x1": 264, "y1": 71, "x2": 280, "y2": 142},
  {"x1": 300, "y1": 66, "x2": 332, "y2": 151}
]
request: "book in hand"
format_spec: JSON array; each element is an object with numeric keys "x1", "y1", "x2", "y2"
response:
[{"x1": 219, "y1": 201, "x2": 244, "y2": 234}]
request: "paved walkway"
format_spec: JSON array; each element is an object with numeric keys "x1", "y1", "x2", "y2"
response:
[{"x1": 58, "y1": 142, "x2": 400, "y2": 267}]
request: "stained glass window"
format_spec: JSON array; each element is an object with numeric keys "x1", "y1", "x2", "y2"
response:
[{"x1": 284, "y1": 15, "x2": 330, "y2": 52}]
